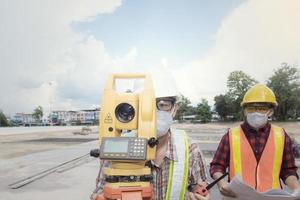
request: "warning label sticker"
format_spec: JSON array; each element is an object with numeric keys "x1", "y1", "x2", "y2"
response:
[{"x1": 104, "y1": 113, "x2": 113, "y2": 123}]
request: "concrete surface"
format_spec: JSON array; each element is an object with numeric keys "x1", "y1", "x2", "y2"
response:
[
  {"x1": 0, "y1": 141, "x2": 99, "y2": 200},
  {"x1": 0, "y1": 126, "x2": 98, "y2": 136},
  {"x1": 0, "y1": 126, "x2": 98, "y2": 159},
  {"x1": 1, "y1": 123, "x2": 300, "y2": 200},
  {"x1": 0, "y1": 131, "x2": 223, "y2": 200}
]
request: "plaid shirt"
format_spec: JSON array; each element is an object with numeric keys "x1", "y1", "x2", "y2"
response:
[
  {"x1": 292, "y1": 137, "x2": 300, "y2": 158},
  {"x1": 210, "y1": 122, "x2": 298, "y2": 183},
  {"x1": 91, "y1": 131, "x2": 208, "y2": 200}
]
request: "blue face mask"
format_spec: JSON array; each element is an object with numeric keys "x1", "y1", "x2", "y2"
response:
[
  {"x1": 156, "y1": 110, "x2": 173, "y2": 138},
  {"x1": 246, "y1": 112, "x2": 268, "y2": 129}
]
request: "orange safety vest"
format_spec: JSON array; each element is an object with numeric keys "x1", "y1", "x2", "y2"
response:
[{"x1": 229, "y1": 125, "x2": 285, "y2": 192}]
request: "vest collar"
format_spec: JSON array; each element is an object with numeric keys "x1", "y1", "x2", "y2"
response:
[
  {"x1": 150, "y1": 131, "x2": 179, "y2": 168},
  {"x1": 242, "y1": 121, "x2": 271, "y2": 134},
  {"x1": 165, "y1": 131, "x2": 178, "y2": 162}
]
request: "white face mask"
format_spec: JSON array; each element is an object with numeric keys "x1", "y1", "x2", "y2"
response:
[
  {"x1": 156, "y1": 110, "x2": 173, "y2": 138},
  {"x1": 246, "y1": 112, "x2": 269, "y2": 129}
]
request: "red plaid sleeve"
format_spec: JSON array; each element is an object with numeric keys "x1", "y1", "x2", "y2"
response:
[
  {"x1": 209, "y1": 131, "x2": 230, "y2": 177},
  {"x1": 281, "y1": 131, "x2": 299, "y2": 182}
]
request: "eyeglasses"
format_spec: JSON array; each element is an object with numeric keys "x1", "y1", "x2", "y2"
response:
[
  {"x1": 156, "y1": 99, "x2": 175, "y2": 111},
  {"x1": 245, "y1": 106, "x2": 271, "y2": 113}
]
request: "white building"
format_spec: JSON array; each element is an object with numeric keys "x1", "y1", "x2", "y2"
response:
[
  {"x1": 50, "y1": 108, "x2": 100, "y2": 125},
  {"x1": 13, "y1": 113, "x2": 36, "y2": 125}
]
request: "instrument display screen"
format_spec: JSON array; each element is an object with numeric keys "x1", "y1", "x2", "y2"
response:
[
  {"x1": 100, "y1": 137, "x2": 147, "y2": 161},
  {"x1": 103, "y1": 140, "x2": 128, "y2": 153}
]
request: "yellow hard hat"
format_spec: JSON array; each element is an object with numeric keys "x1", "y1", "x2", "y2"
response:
[{"x1": 241, "y1": 84, "x2": 278, "y2": 107}]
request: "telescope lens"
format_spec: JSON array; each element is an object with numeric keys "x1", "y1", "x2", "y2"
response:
[{"x1": 115, "y1": 103, "x2": 135, "y2": 123}]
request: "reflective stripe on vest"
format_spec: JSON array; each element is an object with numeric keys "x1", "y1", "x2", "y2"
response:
[
  {"x1": 165, "y1": 129, "x2": 189, "y2": 200},
  {"x1": 229, "y1": 125, "x2": 284, "y2": 192}
]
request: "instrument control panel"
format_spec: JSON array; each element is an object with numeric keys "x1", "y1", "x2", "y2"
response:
[{"x1": 100, "y1": 137, "x2": 147, "y2": 160}]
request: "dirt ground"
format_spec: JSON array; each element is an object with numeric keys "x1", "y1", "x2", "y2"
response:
[
  {"x1": 1, "y1": 122, "x2": 300, "y2": 160},
  {"x1": 0, "y1": 128, "x2": 98, "y2": 159},
  {"x1": 175, "y1": 121, "x2": 300, "y2": 138}
]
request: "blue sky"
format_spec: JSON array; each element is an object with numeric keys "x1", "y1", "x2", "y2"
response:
[
  {"x1": 2, "y1": 0, "x2": 300, "y2": 114},
  {"x1": 74, "y1": 0, "x2": 245, "y2": 66}
]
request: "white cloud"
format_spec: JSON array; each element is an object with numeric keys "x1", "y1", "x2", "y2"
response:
[
  {"x1": 173, "y1": 0, "x2": 300, "y2": 105},
  {"x1": 55, "y1": 37, "x2": 139, "y2": 109},
  {"x1": 0, "y1": 0, "x2": 124, "y2": 114}
]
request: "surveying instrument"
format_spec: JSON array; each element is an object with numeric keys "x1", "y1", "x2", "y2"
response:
[{"x1": 91, "y1": 74, "x2": 158, "y2": 200}]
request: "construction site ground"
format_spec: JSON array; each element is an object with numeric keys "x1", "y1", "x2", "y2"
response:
[{"x1": 0, "y1": 122, "x2": 300, "y2": 200}]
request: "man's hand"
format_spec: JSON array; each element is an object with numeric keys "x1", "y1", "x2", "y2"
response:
[
  {"x1": 286, "y1": 175, "x2": 300, "y2": 192},
  {"x1": 213, "y1": 172, "x2": 236, "y2": 198},
  {"x1": 218, "y1": 180, "x2": 236, "y2": 198},
  {"x1": 188, "y1": 192, "x2": 210, "y2": 200}
]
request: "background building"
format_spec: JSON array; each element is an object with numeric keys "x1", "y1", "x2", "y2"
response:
[
  {"x1": 12, "y1": 113, "x2": 36, "y2": 126},
  {"x1": 50, "y1": 108, "x2": 100, "y2": 125}
]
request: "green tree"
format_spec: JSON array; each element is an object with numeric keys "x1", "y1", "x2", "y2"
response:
[
  {"x1": 227, "y1": 71, "x2": 258, "y2": 120},
  {"x1": 174, "y1": 94, "x2": 196, "y2": 120},
  {"x1": 196, "y1": 99, "x2": 212, "y2": 123},
  {"x1": 0, "y1": 110, "x2": 9, "y2": 127},
  {"x1": 267, "y1": 63, "x2": 300, "y2": 120},
  {"x1": 93, "y1": 119, "x2": 99, "y2": 125},
  {"x1": 214, "y1": 94, "x2": 231, "y2": 121},
  {"x1": 32, "y1": 106, "x2": 43, "y2": 123}
]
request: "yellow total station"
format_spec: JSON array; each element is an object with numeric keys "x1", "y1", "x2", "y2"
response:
[{"x1": 98, "y1": 74, "x2": 157, "y2": 186}]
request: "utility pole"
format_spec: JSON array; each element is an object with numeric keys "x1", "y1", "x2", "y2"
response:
[{"x1": 49, "y1": 82, "x2": 53, "y2": 126}]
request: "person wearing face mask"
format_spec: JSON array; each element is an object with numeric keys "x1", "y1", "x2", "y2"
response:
[
  {"x1": 90, "y1": 72, "x2": 210, "y2": 200},
  {"x1": 146, "y1": 71, "x2": 210, "y2": 200},
  {"x1": 151, "y1": 95, "x2": 209, "y2": 200},
  {"x1": 210, "y1": 84, "x2": 300, "y2": 198}
]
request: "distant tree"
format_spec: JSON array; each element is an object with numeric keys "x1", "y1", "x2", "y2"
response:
[
  {"x1": 93, "y1": 119, "x2": 99, "y2": 125},
  {"x1": 32, "y1": 106, "x2": 43, "y2": 122},
  {"x1": 0, "y1": 110, "x2": 9, "y2": 127},
  {"x1": 174, "y1": 94, "x2": 196, "y2": 120},
  {"x1": 226, "y1": 71, "x2": 258, "y2": 120},
  {"x1": 196, "y1": 99, "x2": 212, "y2": 123},
  {"x1": 214, "y1": 94, "x2": 231, "y2": 121},
  {"x1": 267, "y1": 63, "x2": 300, "y2": 120},
  {"x1": 293, "y1": 88, "x2": 300, "y2": 119}
]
